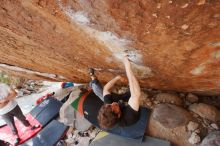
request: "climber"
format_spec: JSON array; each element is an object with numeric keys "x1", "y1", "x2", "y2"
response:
[
  {"x1": 0, "y1": 83, "x2": 39, "y2": 145},
  {"x1": 89, "y1": 56, "x2": 141, "y2": 129}
]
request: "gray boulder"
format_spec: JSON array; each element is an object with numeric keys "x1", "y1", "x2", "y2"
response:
[
  {"x1": 200, "y1": 131, "x2": 220, "y2": 146},
  {"x1": 152, "y1": 103, "x2": 191, "y2": 128}
]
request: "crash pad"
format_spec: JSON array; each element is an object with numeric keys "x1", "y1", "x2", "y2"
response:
[
  {"x1": 71, "y1": 90, "x2": 150, "y2": 141},
  {"x1": 90, "y1": 131, "x2": 171, "y2": 146},
  {"x1": 0, "y1": 114, "x2": 42, "y2": 145},
  {"x1": 21, "y1": 120, "x2": 69, "y2": 146},
  {"x1": 0, "y1": 97, "x2": 63, "y2": 145},
  {"x1": 30, "y1": 96, "x2": 63, "y2": 126}
]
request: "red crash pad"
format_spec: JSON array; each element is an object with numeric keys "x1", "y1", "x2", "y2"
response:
[{"x1": 0, "y1": 114, "x2": 42, "y2": 145}]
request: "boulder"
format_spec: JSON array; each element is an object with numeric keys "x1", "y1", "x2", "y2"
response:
[
  {"x1": 148, "y1": 112, "x2": 194, "y2": 146},
  {"x1": 189, "y1": 103, "x2": 220, "y2": 122},
  {"x1": 152, "y1": 104, "x2": 191, "y2": 128},
  {"x1": 155, "y1": 93, "x2": 183, "y2": 106},
  {"x1": 186, "y1": 93, "x2": 199, "y2": 103},
  {"x1": 200, "y1": 131, "x2": 220, "y2": 146},
  {"x1": 188, "y1": 132, "x2": 201, "y2": 144}
]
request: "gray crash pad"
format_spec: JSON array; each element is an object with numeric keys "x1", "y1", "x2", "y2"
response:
[{"x1": 90, "y1": 131, "x2": 171, "y2": 146}]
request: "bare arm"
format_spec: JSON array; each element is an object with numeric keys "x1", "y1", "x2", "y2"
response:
[
  {"x1": 123, "y1": 57, "x2": 141, "y2": 111},
  {"x1": 103, "y1": 75, "x2": 121, "y2": 97}
]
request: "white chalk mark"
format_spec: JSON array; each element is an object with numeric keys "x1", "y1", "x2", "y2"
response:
[
  {"x1": 211, "y1": 50, "x2": 220, "y2": 59},
  {"x1": 56, "y1": 0, "x2": 152, "y2": 77},
  {"x1": 191, "y1": 64, "x2": 206, "y2": 75},
  {"x1": 57, "y1": 0, "x2": 90, "y2": 25}
]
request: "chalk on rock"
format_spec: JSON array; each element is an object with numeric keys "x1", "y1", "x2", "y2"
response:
[
  {"x1": 181, "y1": 3, "x2": 189, "y2": 8},
  {"x1": 197, "y1": 0, "x2": 206, "y2": 5},
  {"x1": 152, "y1": 13, "x2": 158, "y2": 18},
  {"x1": 181, "y1": 24, "x2": 189, "y2": 30},
  {"x1": 187, "y1": 121, "x2": 199, "y2": 132}
]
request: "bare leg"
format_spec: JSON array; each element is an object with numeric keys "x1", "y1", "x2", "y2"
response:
[{"x1": 123, "y1": 57, "x2": 141, "y2": 111}]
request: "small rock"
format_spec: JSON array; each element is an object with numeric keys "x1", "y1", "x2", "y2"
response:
[
  {"x1": 200, "y1": 131, "x2": 220, "y2": 146},
  {"x1": 141, "y1": 91, "x2": 149, "y2": 99},
  {"x1": 189, "y1": 103, "x2": 220, "y2": 122},
  {"x1": 181, "y1": 3, "x2": 189, "y2": 8},
  {"x1": 197, "y1": 0, "x2": 206, "y2": 5},
  {"x1": 179, "y1": 93, "x2": 185, "y2": 98},
  {"x1": 188, "y1": 132, "x2": 201, "y2": 144},
  {"x1": 185, "y1": 101, "x2": 191, "y2": 106},
  {"x1": 181, "y1": 24, "x2": 189, "y2": 30},
  {"x1": 154, "y1": 100, "x2": 160, "y2": 104},
  {"x1": 186, "y1": 93, "x2": 199, "y2": 103},
  {"x1": 203, "y1": 118, "x2": 211, "y2": 126},
  {"x1": 194, "y1": 129, "x2": 200, "y2": 134},
  {"x1": 146, "y1": 101, "x2": 153, "y2": 107},
  {"x1": 169, "y1": 1, "x2": 173, "y2": 4},
  {"x1": 192, "y1": 113, "x2": 199, "y2": 118},
  {"x1": 187, "y1": 121, "x2": 199, "y2": 132},
  {"x1": 211, "y1": 123, "x2": 219, "y2": 130},
  {"x1": 155, "y1": 93, "x2": 183, "y2": 106}
]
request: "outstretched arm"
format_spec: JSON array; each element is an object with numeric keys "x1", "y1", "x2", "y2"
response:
[
  {"x1": 123, "y1": 57, "x2": 141, "y2": 111},
  {"x1": 103, "y1": 75, "x2": 121, "y2": 96}
]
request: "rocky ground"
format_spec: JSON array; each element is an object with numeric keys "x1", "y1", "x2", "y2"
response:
[
  {"x1": 62, "y1": 86, "x2": 220, "y2": 146},
  {"x1": 2, "y1": 78, "x2": 220, "y2": 146},
  {"x1": 139, "y1": 89, "x2": 220, "y2": 146}
]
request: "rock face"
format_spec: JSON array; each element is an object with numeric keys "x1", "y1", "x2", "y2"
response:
[
  {"x1": 152, "y1": 104, "x2": 191, "y2": 128},
  {"x1": 189, "y1": 103, "x2": 220, "y2": 122},
  {"x1": 0, "y1": 1, "x2": 220, "y2": 94},
  {"x1": 200, "y1": 131, "x2": 220, "y2": 146}
]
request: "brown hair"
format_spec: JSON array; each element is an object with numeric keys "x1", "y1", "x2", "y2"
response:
[{"x1": 97, "y1": 105, "x2": 118, "y2": 129}]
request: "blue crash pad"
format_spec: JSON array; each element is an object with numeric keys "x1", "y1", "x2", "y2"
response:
[
  {"x1": 30, "y1": 97, "x2": 63, "y2": 126},
  {"x1": 21, "y1": 120, "x2": 69, "y2": 146},
  {"x1": 90, "y1": 131, "x2": 171, "y2": 146}
]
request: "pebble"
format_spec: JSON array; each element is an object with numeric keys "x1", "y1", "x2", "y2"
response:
[
  {"x1": 194, "y1": 129, "x2": 200, "y2": 134},
  {"x1": 188, "y1": 132, "x2": 201, "y2": 144},
  {"x1": 211, "y1": 123, "x2": 219, "y2": 130},
  {"x1": 186, "y1": 93, "x2": 199, "y2": 103},
  {"x1": 179, "y1": 93, "x2": 185, "y2": 98},
  {"x1": 187, "y1": 121, "x2": 199, "y2": 132}
]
